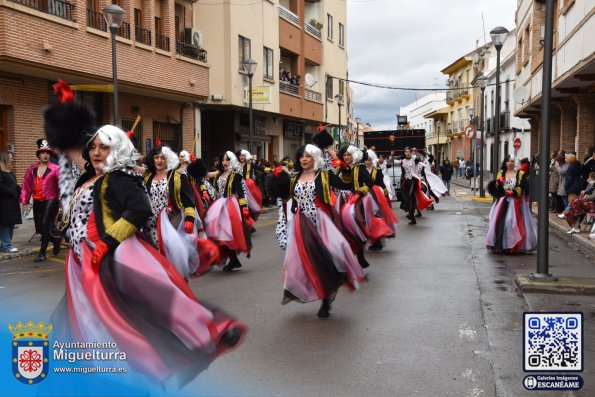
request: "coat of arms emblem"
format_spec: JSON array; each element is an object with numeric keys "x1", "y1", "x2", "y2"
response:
[{"x1": 8, "y1": 321, "x2": 52, "y2": 385}]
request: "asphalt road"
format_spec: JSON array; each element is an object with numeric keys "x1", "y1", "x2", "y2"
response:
[{"x1": 1, "y1": 195, "x2": 593, "y2": 397}]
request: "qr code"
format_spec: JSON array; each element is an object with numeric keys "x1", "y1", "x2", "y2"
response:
[{"x1": 524, "y1": 313, "x2": 582, "y2": 371}]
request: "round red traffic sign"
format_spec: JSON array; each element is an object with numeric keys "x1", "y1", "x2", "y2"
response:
[
  {"x1": 464, "y1": 125, "x2": 476, "y2": 139},
  {"x1": 513, "y1": 137, "x2": 522, "y2": 151}
]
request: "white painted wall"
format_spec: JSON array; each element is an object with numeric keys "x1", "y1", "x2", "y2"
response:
[{"x1": 399, "y1": 92, "x2": 447, "y2": 136}]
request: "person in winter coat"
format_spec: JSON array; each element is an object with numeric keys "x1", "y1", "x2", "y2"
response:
[
  {"x1": 439, "y1": 160, "x2": 454, "y2": 193},
  {"x1": 548, "y1": 152, "x2": 560, "y2": 212},
  {"x1": 564, "y1": 154, "x2": 582, "y2": 206},
  {"x1": 0, "y1": 151, "x2": 22, "y2": 253},
  {"x1": 555, "y1": 154, "x2": 569, "y2": 212}
]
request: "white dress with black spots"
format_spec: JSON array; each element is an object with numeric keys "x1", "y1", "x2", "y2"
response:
[
  {"x1": 216, "y1": 173, "x2": 248, "y2": 199},
  {"x1": 67, "y1": 185, "x2": 94, "y2": 261},
  {"x1": 146, "y1": 178, "x2": 169, "y2": 247},
  {"x1": 276, "y1": 179, "x2": 317, "y2": 250}
]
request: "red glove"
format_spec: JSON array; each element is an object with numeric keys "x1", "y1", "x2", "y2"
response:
[
  {"x1": 497, "y1": 176, "x2": 505, "y2": 184},
  {"x1": 92, "y1": 240, "x2": 110, "y2": 273},
  {"x1": 202, "y1": 190, "x2": 211, "y2": 202},
  {"x1": 241, "y1": 208, "x2": 250, "y2": 219},
  {"x1": 184, "y1": 221, "x2": 194, "y2": 234},
  {"x1": 273, "y1": 166, "x2": 283, "y2": 177},
  {"x1": 348, "y1": 193, "x2": 361, "y2": 205},
  {"x1": 332, "y1": 158, "x2": 347, "y2": 169},
  {"x1": 505, "y1": 190, "x2": 514, "y2": 197}
]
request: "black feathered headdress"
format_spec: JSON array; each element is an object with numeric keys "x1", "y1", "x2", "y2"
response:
[
  {"x1": 44, "y1": 81, "x2": 96, "y2": 150},
  {"x1": 187, "y1": 158, "x2": 208, "y2": 179},
  {"x1": 266, "y1": 171, "x2": 291, "y2": 200},
  {"x1": 312, "y1": 124, "x2": 334, "y2": 149}
]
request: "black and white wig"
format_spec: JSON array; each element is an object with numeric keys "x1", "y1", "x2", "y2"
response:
[
  {"x1": 179, "y1": 150, "x2": 191, "y2": 164},
  {"x1": 219, "y1": 151, "x2": 241, "y2": 173},
  {"x1": 294, "y1": 144, "x2": 324, "y2": 172},
  {"x1": 85, "y1": 125, "x2": 139, "y2": 173},
  {"x1": 340, "y1": 145, "x2": 363, "y2": 164},
  {"x1": 240, "y1": 149, "x2": 253, "y2": 162},
  {"x1": 145, "y1": 145, "x2": 180, "y2": 173},
  {"x1": 366, "y1": 149, "x2": 378, "y2": 167}
]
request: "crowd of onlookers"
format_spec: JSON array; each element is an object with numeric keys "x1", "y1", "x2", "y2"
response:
[{"x1": 279, "y1": 67, "x2": 300, "y2": 86}]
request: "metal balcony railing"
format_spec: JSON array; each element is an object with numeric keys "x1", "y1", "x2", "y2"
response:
[
  {"x1": 155, "y1": 33, "x2": 170, "y2": 51},
  {"x1": 176, "y1": 41, "x2": 207, "y2": 63},
  {"x1": 304, "y1": 88, "x2": 322, "y2": 102},
  {"x1": 280, "y1": 81, "x2": 299, "y2": 96},
  {"x1": 278, "y1": 5, "x2": 300, "y2": 26},
  {"x1": 305, "y1": 23, "x2": 322, "y2": 39},
  {"x1": 11, "y1": 0, "x2": 74, "y2": 21},
  {"x1": 135, "y1": 26, "x2": 152, "y2": 46},
  {"x1": 87, "y1": 9, "x2": 106, "y2": 31},
  {"x1": 117, "y1": 21, "x2": 131, "y2": 39}
]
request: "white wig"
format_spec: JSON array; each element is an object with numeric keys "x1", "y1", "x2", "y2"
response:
[
  {"x1": 179, "y1": 150, "x2": 191, "y2": 164},
  {"x1": 367, "y1": 149, "x2": 378, "y2": 167},
  {"x1": 87, "y1": 125, "x2": 139, "y2": 173},
  {"x1": 304, "y1": 144, "x2": 324, "y2": 171},
  {"x1": 161, "y1": 146, "x2": 180, "y2": 171},
  {"x1": 224, "y1": 151, "x2": 241, "y2": 173},
  {"x1": 240, "y1": 149, "x2": 253, "y2": 162},
  {"x1": 347, "y1": 145, "x2": 363, "y2": 164}
]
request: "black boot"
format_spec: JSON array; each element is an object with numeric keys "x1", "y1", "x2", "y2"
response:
[
  {"x1": 357, "y1": 252, "x2": 370, "y2": 269},
  {"x1": 34, "y1": 250, "x2": 47, "y2": 263},
  {"x1": 408, "y1": 218, "x2": 417, "y2": 225},
  {"x1": 221, "y1": 328, "x2": 243, "y2": 346},
  {"x1": 415, "y1": 210, "x2": 422, "y2": 217},
  {"x1": 223, "y1": 255, "x2": 242, "y2": 272},
  {"x1": 52, "y1": 238, "x2": 62, "y2": 256},
  {"x1": 368, "y1": 240, "x2": 383, "y2": 251},
  {"x1": 317, "y1": 299, "x2": 331, "y2": 318}
]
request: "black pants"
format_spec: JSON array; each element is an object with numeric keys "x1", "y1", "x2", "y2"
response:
[
  {"x1": 33, "y1": 199, "x2": 60, "y2": 254},
  {"x1": 400, "y1": 178, "x2": 418, "y2": 219}
]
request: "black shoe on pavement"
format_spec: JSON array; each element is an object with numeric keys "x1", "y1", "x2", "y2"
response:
[
  {"x1": 221, "y1": 328, "x2": 243, "y2": 346},
  {"x1": 52, "y1": 238, "x2": 62, "y2": 256},
  {"x1": 34, "y1": 254, "x2": 46, "y2": 263},
  {"x1": 357, "y1": 252, "x2": 370, "y2": 269},
  {"x1": 317, "y1": 300, "x2": 331, "y2": 318},
  {"x1": 408, "y1": 220, "x2": 417, "y2": 225},
  {"x1": 415, "y1": 211, "x2": 422, "y2": 217},
  {"x1": 368, "y1": 240, "x2": 383, "y2": 251},
  {"x1": 223, "y1": 258, "x2": 242, "y2": 272}
]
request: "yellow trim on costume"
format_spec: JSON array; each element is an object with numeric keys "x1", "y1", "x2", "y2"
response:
[
  {"x1": 264, "y1": 167, "x2": 272, "y2": 173},
  {"x1": 357, "y1": 185, "x2": 370, "y2": 195},
  {"x1": 173, "y1": 171, "x2": 183, "y2": 210},
  {"x1": 320, "y1": 171, "x2": 330, "y2": 204},
  {"x1": 227, "y1": 173, "x2": 235, "y2": 197},
  {"x1": 184, "y1": 207, "x2": 195, "y2": 218},
  {"x1": 353, "y1": 166, "x2": 360, "y2": 192},
  {"x1": 246, "y1": 163, "x2": 252, "y2": 180},
  {"x1": 105, "y1": 218, "x2": 138, "y2": 243},
  {"x1": 371, "y1": 168, "x2": 377, "y2": 181},
  {"x1": 515, "y1": 170, "x2": 525, "y2": 197},
  {"x1": 143, "y1": 173, "x2": 151, "y2": 184},
  {"x1": 100, "y1": 174, "x2": 115, "y2": 229},
  {"x1": 238, "y1": 198, "x2": 247, "y2": 207}
]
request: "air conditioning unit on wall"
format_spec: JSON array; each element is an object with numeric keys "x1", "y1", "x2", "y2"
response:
[{"x1": 184, "y1": 28, "x2": 203, "y2": 47}]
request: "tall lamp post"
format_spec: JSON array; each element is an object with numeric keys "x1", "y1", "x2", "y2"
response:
[
  {"x1": 468, "y1": 107, "x2": 475, "y2": 164},
  {"x1": 490, "y1": 26, "x2": 509, "y2": 178},
  {"x1": 476, "y1": 75, "x2": 488, "y2": 197},
  {"x1": 103, "y1": 4, "x2": 125, "y2": 125},
  {"x1": 243, "y1": 58, "x2": 257, "y2": 153},
  {"x1": 355, "y1": 117, "x2": 361, "y2": 148},
  {"x1": 334, "y1": 93, "x2": 344, "y2": 147},
  {"x1": 533, "y1": 0, "x2": 556, "y2": 280},
  {"x1": 436, "y1": 120, "x2": 441, "y2": 163}
]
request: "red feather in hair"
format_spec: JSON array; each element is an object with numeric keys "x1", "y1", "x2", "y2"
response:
[
  {"x1": 155, "y1": 137, "x2": 161, "y2": 147},
  {"x1": 53, "y1": 80, "x2": 74, "y2": 103},
  {"x1": 190, "y1": 154, "x2": 196, "y2": 162},
  {"x1": 126, "y1": 130, "x2": 134, "y2": 139}
]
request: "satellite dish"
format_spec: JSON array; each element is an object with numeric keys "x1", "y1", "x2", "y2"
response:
[
  {"x1": 304, "y1": 73, "x2": 316, "y2": 87},
  {"x1": 513, "y1": 86, "x2": 530, "y2": 105},
  {"x1": 192, "y1": 30, "x2": 203, "y2": 47}
]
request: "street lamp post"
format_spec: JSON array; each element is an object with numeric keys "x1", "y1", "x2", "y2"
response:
[
  {"x1": 490, "y1": 26, "x2": 509, "y2": 179},
  {"x1": 334, "y1": 93, "x2": 344, "y2": 147},
  {"x1": 243, "y1": 58, "x2": 257, "y2": 153},
  {"x1": 476, "y1": 75, "x2": 488, "y2": 197},
  {"x1": 355, "y1": 117, "x2": 361, "y2": 148},
  {"x1": 533, "y1": 0, "x2": 557, "y2": 280},
  {"x1": 103, "y1": 4, "x2": 125, "y2": 125},
  {"x1": 436, "y1": 120, "x2": 441, "y2": 164}
]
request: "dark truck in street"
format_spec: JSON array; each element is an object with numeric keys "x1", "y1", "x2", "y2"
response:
[{"x1": 364, "y1": 129, "x2": 426, "y2": 201}]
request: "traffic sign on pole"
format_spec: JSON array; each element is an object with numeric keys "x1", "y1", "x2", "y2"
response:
[
  {"x1": 513, "y1": 137, "x2": 522, "y2": 151},
  {"x1": 464, "y1": 125, "x2": 476, "y2": 139}
]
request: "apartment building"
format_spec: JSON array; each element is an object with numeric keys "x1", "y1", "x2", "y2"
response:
[
  {"x1": 0, "y1": 0, "x2": 208, "y2": 179},
  {"x1": 440, "y1": 54, "x2": 477, "y2": 162},
  {"x1": 515, "y1": 0, "x2": 594, "y2": 158},
  {"x1": 195, "y1": 0, "x2": 349, "y2": 162}
]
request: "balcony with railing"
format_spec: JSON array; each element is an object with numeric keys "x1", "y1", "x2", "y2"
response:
[
  {"x1": 304, "y1": 88, "x2": 322, "y2": 103},
  {"x1": 155, "y1": 33, "x2": 170, "y2": 52},
  {"x1": 10, "y1": 0, "x2": 74, "y2": 21},
  {"x1": 305, "y1": 22, "x2": 322, "y2": 39},
  {"x1": 278, "y1": 5, "x2": 299, "y2": 26},
  {"x1": 176, "y1": 41, "x2": 207, "y2": 63},
  {"x1": 87, "y1": 9, "x2": 107, "y2": 31},
  {"x1": 280, "y1": 81, "x2": 299, "y2": 96},
  {"x1": 117, "y1": 21, "x2": 131, "y2": 39},
  {"x1": 135, "y1": 26, "x2": 152, "y2": 46}
]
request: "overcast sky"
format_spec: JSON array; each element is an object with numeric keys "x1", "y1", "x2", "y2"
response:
[{"x1": 347, "y1": 0, "x2": 517, "y2": 130}]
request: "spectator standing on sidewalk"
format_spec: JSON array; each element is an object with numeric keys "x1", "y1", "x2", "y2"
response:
[
  {"x1": 548, "y1": 151, "x2": 561, "y2": 212},
  {"x1": 439, "y1": 159, "x2": 453, "y2": 193},
  {"x1": 0, "y1": 151, "x2": 21, "y2": 253},
  {"x1": 564, "y1": 153, "x2": 582, "y2": 207},
  {"x1": 459, "y1": 158, "x2": 466, "y2": 179},
  {"x1": 453, "y1": 157, "x2": 460, "y2": 179},
  {"x1": 20, "y1": 139, "x2": 61, "y2": 262},
  {"x1": 555, "y1": 153, "x2": 569, "y2": 212}
]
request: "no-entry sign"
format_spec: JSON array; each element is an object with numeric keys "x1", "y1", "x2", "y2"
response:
[{"x1": 513, "y1": 137, "x2": 522, "y2": 151}]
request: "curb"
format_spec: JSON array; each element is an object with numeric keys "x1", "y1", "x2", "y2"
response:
[
  {"x1": 542, "y1": 213, "x2": 595, "y2": 260},
  {"x1": 515, "y1": 274, "x2": 595, "y2": 295},
  {"x1": 0, "y1": 248, "x2": 36, "y2": 262}
]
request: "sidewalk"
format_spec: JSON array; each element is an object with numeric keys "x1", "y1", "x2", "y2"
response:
[{"x1": 0, "y1": 218, "x2": 40, "y2": 262}]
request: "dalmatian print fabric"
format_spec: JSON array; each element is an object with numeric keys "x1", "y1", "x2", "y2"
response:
[{"x1": 145, "y1": 178, "x2": 169, "y2": 246}]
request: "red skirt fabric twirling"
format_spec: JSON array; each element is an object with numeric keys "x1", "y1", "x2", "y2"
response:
[
  {"x1": 486, "y1": 196, "x2": 537, "y2": 253},
  {"x1": 204, "y1": 196, "x2": 249, "y2": 257},
  {"x1": 59, "y1": 217, "x2": 246, "y2": 385},
  {"x1": 244, "y1": 178, "x2": 263, "y2": 217}
]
